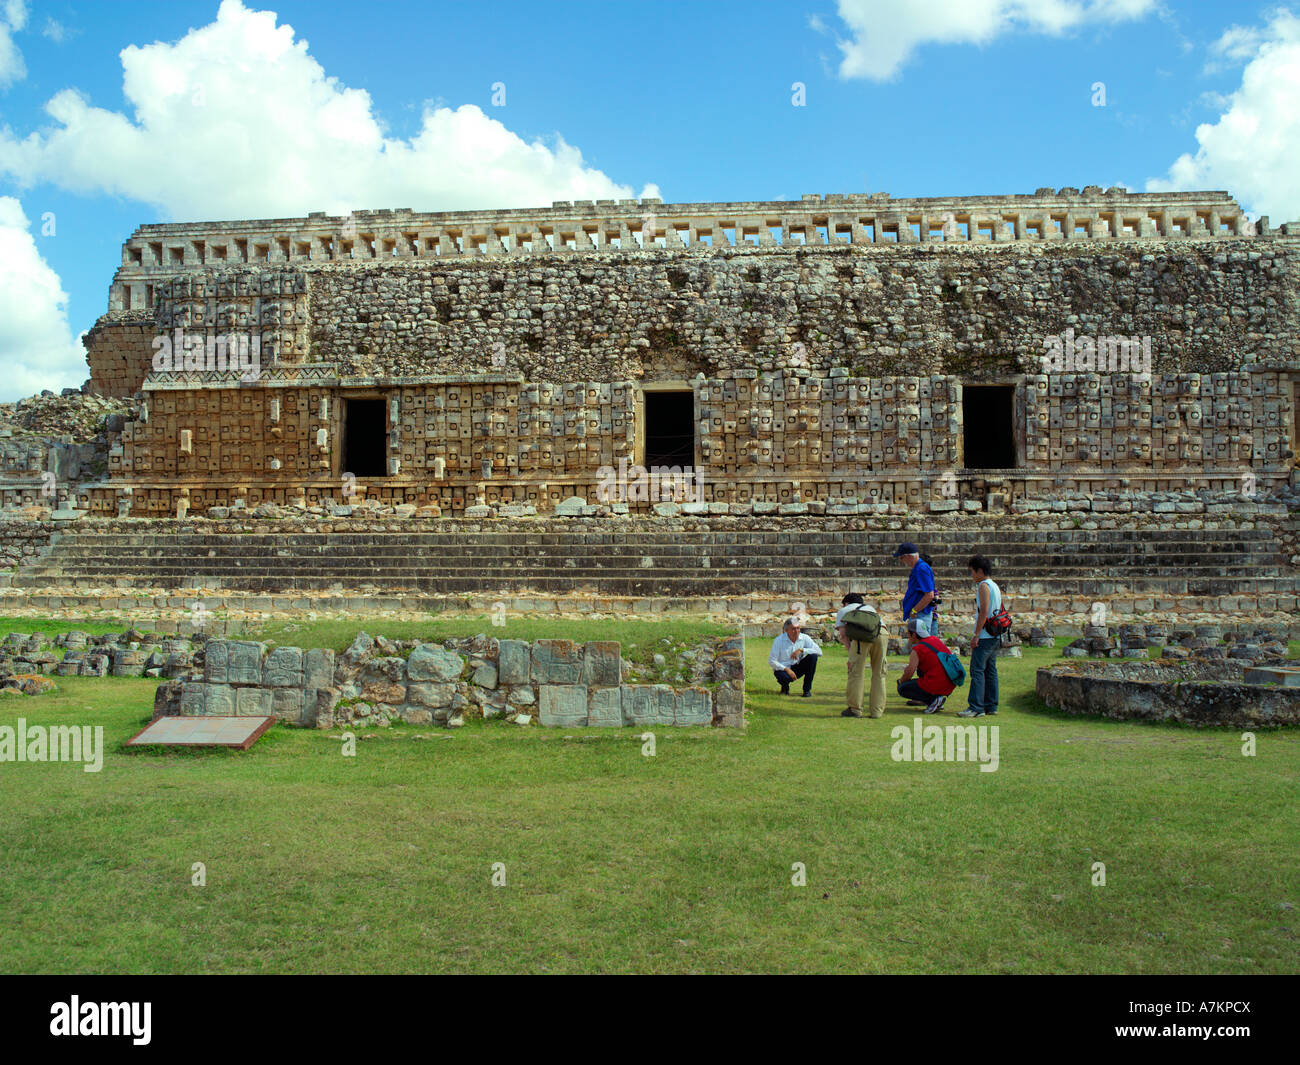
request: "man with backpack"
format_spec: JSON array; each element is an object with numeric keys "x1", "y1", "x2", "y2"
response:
[
  {"x1": 893, "y1": 542, "x2": 938, "y2": 637},
  {"x1": 834, "y1": 593, "x2": 888, "y2": 719},
  {"x1": 896, "y1": 617, "x2": 962, "y2": 715}
]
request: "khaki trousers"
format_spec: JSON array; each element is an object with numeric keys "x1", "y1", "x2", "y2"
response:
[{"x1": 846, "y1": 633, "x2": 888, "y2": 717}]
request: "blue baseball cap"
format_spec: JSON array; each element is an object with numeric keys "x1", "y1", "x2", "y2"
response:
[{"x1": 892, "y1": 542, "x2": 919, "y2": 558}]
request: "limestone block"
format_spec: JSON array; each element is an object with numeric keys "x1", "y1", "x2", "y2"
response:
[
  {"x1": 227, "y1": 641, "x2": 267, "y2": 685},
  {"x1": 506, "y1": 685, "x2": 535, "y2": 707},
  {"x1": 163, "y1": 652, "x2": 193, "y2": 678},
  {"x1": 406, "y1": 681, "x2": 457, "y2": 708},
  {"x1": 554, "y1": 496, "x2": 588, "y2": 516},
  {"x1": 311, "y1": 687, "x2": 339, "y2": 728},
  {"x1": 711, "y1": 648, "x2": 744, "y2": 684},
  {"x1": 153, "y1": 680, "x2": 183, "y2": 718},
  {"x1": 179, "y1": 681, "x2": 207, "y2": 716},
  {"x1": 399, "y1": 705, "x2": 433, "y2": 725},
  {"x1": 532, "y1": 639, "x2": 582, "y2": 684},
  {"x1": 271, "y1": 686, "x2": 303, "y2": 722},
  {"x1": 712, "y1": 686, "x2": 745, "y2": 728},
  {"x1": 204, "y1": 640, "x2": 230, "y2": 683},
  {"x1": 675, "y1": 686, "x2": 713, "y2": 726},
  {"x1": 471, "y1": 662, "x2": 498, "y2": 689},
  {"x1": 588, "y1": 686, "x2": 623, "y2": 727},
  {"x1": 539, "y1": 684, "x2": 588, "y2": 727},
  {"x1": 407, "y1": 644, "x2": 465, "y2": 682},
  {"x1": 236, "y1": 687, "x2": 273, "y2": 716},
  {"x1": 301, "y1": 648, "x2": 333, "y2": 689},
  {"x1": 476, "y1": 688, "x2": 508, "y2": 718},
  {"x1": 581, "y1": 641, "x2": 621, "y2": 687},
  {"x1": 56, "y1": 651, "x2": 83, "y2": 677},
  {"x1": 79, "y1": 654, "x2": 109, "y2": 677},
  {"x1": 264, "y1": 646, "x2": 304, "y2": 687},
  {"x1": 622, "y1": 684, "x2": 676, "y2": 727},
  {"x1": 203, "y1": 683, "x2": 237, "y2": 716},
  {"x1": 110, "y1": 649, "x2": 147, "y2": 677},
  {"x1": 497, "y1": 640, "x2": 531, "y2": 684},
  {"x1": 360, "y1": 656, "x2": 407, "y2": 700}
]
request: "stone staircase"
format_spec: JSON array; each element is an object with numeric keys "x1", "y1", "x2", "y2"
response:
[{"x1": 6, "y1": 527, "x2": 1296, "y2": 619}]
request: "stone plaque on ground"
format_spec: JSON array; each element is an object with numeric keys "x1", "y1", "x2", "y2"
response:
[{"x1": 126, "y1": 715, "x2": 274, "y2": 749}]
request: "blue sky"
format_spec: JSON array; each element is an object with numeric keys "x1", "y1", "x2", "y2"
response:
[{"x1": 0, "y1": 0, "x2": 1297, "y2": 399}]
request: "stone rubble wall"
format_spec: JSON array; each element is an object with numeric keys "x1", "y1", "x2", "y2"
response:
[
  {"x1": 152, "y1": 633, "x2": 746, "y2": 729},
  {"x1": 82, "y1": 315, "x2": 157, "y2": 398},
  {"x1": 0, "y1": 519, "x2": 58, "y2": 568},
  {"x1": 1, "y1": 628, "x2": 196, "y2": 680}
]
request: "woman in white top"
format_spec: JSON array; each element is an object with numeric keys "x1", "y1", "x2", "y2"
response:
[{"x1": 959, "y1": 555, "x2": 1001, "y2": 718}]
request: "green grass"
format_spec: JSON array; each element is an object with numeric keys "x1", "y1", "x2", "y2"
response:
[{"x1": 0, "y1": 630, "x2": 1296, "y2": 974}]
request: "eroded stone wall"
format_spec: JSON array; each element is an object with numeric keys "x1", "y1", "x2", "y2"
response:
[
  {"x1": 152, "y1": 633, "x2": 746, "y2": 729},
  {"x1": 73, "y1": 189, "x2": 1300, "y2": 517}
]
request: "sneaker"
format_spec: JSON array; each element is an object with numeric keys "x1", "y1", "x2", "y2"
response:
[
  {"x1": 801, "y1": 691, "x2": 812, "y2": 698},
  {"x1": 841, "y1": 707, "x2": 863, "y2": 718},
  {"x1": 868, "y1": 708, "x2": 884, "y2": 719},
  {"x1": 779, "y1": 686, "x2": 790, "y2": 696},
  {"x1": 924, "y1": 696, "x2": 946, "y2": 715},
  {"x1": 985, "y1": 709, "x2": 998, "y2": 716},
  {"x1": 957, "y1": 707, "x2": 985, "y2": 718}
]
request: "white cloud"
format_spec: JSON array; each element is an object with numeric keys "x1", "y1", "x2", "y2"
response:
[
  {"x1": 0, "y1": 197, "x2": 88, "y2": 401},
  {"x1": 0, "y1": 0, "x2": 655, "y2": 220},
  {"x1": 42, "y1": 17, "x2": 67, "y2": 44},
  {"x1": 1147, "y1": 9, "x2": 1300, "y2": 222},
  {"x1": 830, "y1": 0, "x2": 1159, "y2": 81},
  {"x1": 0, "y1": 0, "x2": 28, "y2": 89}
]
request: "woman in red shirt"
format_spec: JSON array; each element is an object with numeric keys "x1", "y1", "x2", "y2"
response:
[{"x1": 896, "y1": 617, "x2": 956, "y2": 715}]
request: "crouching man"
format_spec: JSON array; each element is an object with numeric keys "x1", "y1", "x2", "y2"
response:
[
  {"x1": 769, "y1": 616, "x2": 822, "y2": 697},
  {"x1": 896, "y1": 617, "x2": 957, "y2": 715}
]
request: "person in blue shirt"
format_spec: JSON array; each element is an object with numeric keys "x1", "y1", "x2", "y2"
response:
[{"x1": 893, "y1": 541, "x2": 937, "y2": 637}]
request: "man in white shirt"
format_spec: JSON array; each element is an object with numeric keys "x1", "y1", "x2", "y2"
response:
[
  {"x1": 834, "y1": 593, "x2": 888, "y2": 719},
  {"x1": 768, "y1": 617, "x2": 822, "y2": 697}
]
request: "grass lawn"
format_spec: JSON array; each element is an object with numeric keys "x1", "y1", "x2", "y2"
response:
[{"x1": 0, "y1": 619, "x2": 1296, "y2": 974}]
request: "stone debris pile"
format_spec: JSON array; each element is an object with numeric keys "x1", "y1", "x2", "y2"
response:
[
  {"x1": 1062, "y1": 622, "x2": 1291, "y2": 665},
  {"x1": 0, "y1": 390, "x2": 133, "y2": 443},
  {"x1": 0, "y1": 628, "x2": 195, "y2": 679}
]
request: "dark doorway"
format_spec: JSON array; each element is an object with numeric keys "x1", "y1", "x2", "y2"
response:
[
  {"x1": 343, "y1": 398, "x2": 387, "y2": 477},
  {"x1": 643, "y1": 390, "x2": 695, "y2": 468},
  {"x1": 963, "y1": 385, "x2": 1017, "y2": 469}
]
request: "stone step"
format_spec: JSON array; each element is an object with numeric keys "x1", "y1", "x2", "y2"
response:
[
  {"x1": 2, "y1": 592, "x2": 1297, "y2": 628},
  {"x1": 34, "y1": 561, "x2": 1274, "y2": 579},
  {"x1": 9, "y1": 574, "x2": 1297, "y2": 596},
  {"x1": 48, "y1": 529, "x2": 1279, "y2": 546}
]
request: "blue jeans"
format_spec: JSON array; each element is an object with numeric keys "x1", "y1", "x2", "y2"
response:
[{"x1": 968, "y1": 638, "x2": 999, "y2": 713}]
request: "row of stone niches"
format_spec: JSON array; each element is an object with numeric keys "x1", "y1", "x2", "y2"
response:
[{"x1": 153, "y1": 634, "x2": 747, "y2": 730}]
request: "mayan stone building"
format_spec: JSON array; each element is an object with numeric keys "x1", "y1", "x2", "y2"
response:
[{"x1": 78, "y1": 187, "x2": 1299, "y2": 518}]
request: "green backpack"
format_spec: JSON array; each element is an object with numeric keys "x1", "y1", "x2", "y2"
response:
[{"x1": 841, "y1": 606, "x2": 882, "y2": 644}]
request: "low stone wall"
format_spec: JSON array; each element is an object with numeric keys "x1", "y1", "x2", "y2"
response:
[
  {"x1": 153, "y1": 633, "x2": 746, "y2": 729},
  {"x1": 1035, "y1": 659, "x2": 1300, "y2": 728}
]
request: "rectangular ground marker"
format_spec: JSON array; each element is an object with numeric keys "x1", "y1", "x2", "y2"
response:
[{"x1": 126, "y1": 716, "x2": 275, "y2": 750}]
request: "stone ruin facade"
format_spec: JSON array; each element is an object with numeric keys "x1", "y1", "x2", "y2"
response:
[{"x1": 63, "y1": 187, "x2": 1300, "y2": 518}]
